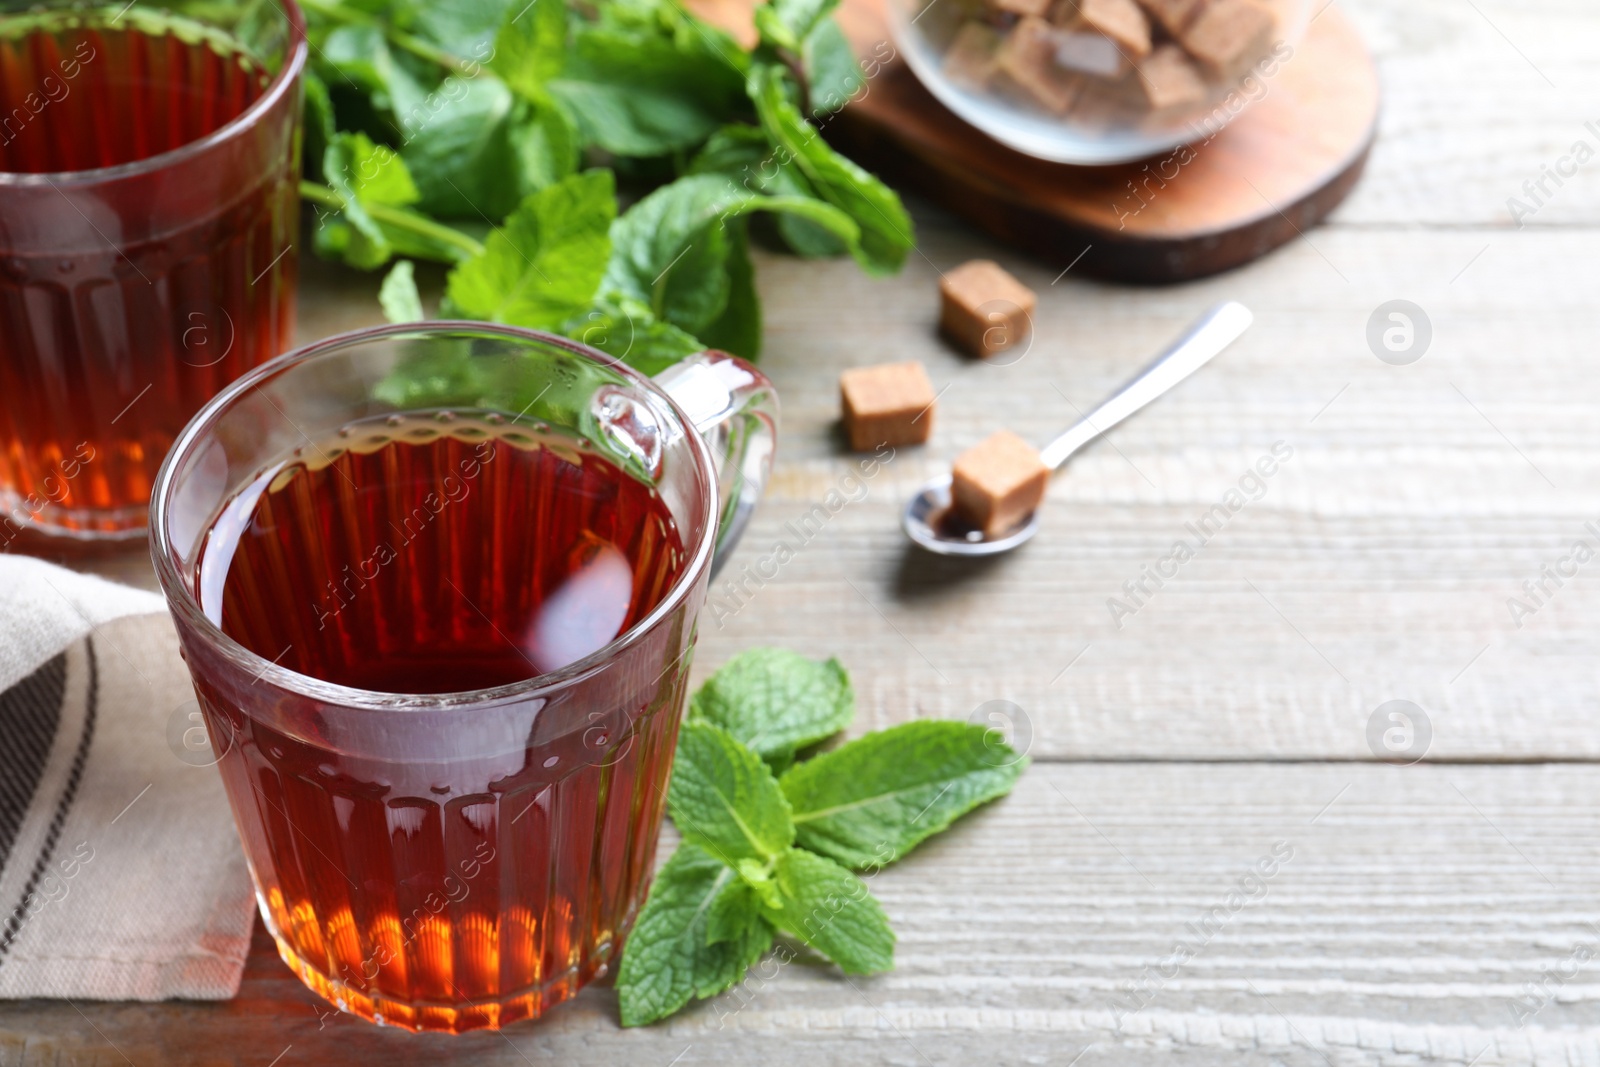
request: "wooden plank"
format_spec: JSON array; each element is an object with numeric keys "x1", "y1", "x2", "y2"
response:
[{"x1": 12, "y1": 762, "x2": 1600, "y2": 1064}]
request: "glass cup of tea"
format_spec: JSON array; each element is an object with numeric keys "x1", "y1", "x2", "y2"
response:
[
  {"x1": 149, "y1": 323, "x2": 777, "y2": 1033},
  {"x1": 0, "y1": 0, "x2": 306, "y2": 542}
]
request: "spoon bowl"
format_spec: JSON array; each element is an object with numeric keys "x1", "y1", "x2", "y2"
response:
[
  {"x1": 903, "y1": 301, "x2": 1254, "y2": 557},
  {"x1": 903, "y1": 474, "x2": 1041, "y2": 556}
]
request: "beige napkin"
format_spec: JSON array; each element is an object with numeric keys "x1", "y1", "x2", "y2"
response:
[{"x1": 0, "y1": 555, "x2": 254, "y2": 1000}]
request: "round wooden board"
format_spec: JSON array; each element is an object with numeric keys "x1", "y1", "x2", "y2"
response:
[{"x1": 822, "y1": 1, "x2": 1380, "y2": 283}]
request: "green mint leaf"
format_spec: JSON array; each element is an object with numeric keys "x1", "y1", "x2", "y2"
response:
[
  {"x1": 695, "y1": 220, "x2": 762, "y2": 359},
  {"x1": 752, "y1": 7, "x2": 799, "y2": 52},
  {"x1": 690, "y1": 648, "x2": 854, "y2": 763},
  {"x1": 559, "y1": 300, "x2": 705, "y2": 376},
  {"x1": 689, "y1": 125, "x2": 848, "y2": 258},
  {"x1": 780, "y1": 720, "x2": 1027, "y2": 869},
  {"x1": 616, "y1": 843, "x2": 774, "y2": 1027},
  {"x1": 445, "y1": 169, "x2": 614, "y2": 327},
  {"x1": 491, "y1": 0, "x2": 567, "y2": 98},
  {"x1": 687, "y1": 123, "x2": 772, "y2": 175},
  {"x1": 802, "y1": 18, "x2": 865, "y2": 116},
  {"x1": 410, "y1": 0, "x2": 510, "y2": 59},
  {"x1": 764, "y1": 163, "x2": 851, "y2": 258},
  {"x1": 763, "y1": 847, "x2": 893, "y2": 974},
  {"x1": 316, "y1": 132, "x2": 423, "y2": 269},
  {"x1": 398, "y1": 75, "x2": 556, "y2": 220},
  {"x1": 668, "y1": 721, "x2": 795, "y2": 865},
  {"x1": 507, "y1": 95, "x2": 581, "y2": 191},
  {"x1": 314, "y1": 25, "x2": 387, "y2": 96},
  {"x1": 754, "y1": 0, "x2": 839, "y2": 52},
  {"x1": 544, "y1": 8, "x2": 748, "y2": 157},
  {"x1": 775, "y1": 203, "x2": 850, "y2": 258},
  {"x1": 326, "y1": 131, "x2": 420, "y2": 209},
  {"x1": 317, "y1": 24, "x2": 429, "y2": 125},
  {"x1": 747, "y1": 62, "x2": 912, "y2": 274},
  {"x1": 653, "y1": 210, "x2": 733, "y2": 338},
  {"x1": 378, "y1": 260, "x2": 425, "y2": 323},
  {"x1": 602, "y1": 173, "x2": 741, "y2": 333},
  {"x1": 301, "y1": 69, "x2": 336, "y2": 183},
  {"x1": 547, "y1": 76, "x2": 718, "y2": 158},
  {"x1": 603, "y1": 173, "x2": 858, "y2": 338}
]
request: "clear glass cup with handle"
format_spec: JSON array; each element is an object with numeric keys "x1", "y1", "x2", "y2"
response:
[{"x1": 150, "y1": 323, "x2": 777, "y2": 1032}]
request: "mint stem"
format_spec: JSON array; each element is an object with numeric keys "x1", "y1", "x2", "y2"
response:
[
  {"x1": 297, "y1": 0, "x2": 479, "y2": 78},
  {"x1": 298, "y1": 181, "x2": 487, "y2": 262}
]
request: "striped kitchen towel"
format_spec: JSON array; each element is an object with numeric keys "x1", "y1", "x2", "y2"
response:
[{"x1": 0, "y1": 555, "x2": 254, "y2": 1000}]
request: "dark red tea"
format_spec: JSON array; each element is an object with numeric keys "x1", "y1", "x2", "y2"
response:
[
  {"x1": 0, "y1": 15, "x2": 267, "y2": 172},
  {"x1": 193, "y1": 414, "x2": 692, "y2": 1031},
  {"x1": 212, "y1": 416, "x2": 689, "y2": 687},
  {"x1": 0, "y1": 9, "x2": 300, "y2": 538}
]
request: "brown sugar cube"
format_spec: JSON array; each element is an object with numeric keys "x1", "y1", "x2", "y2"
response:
[
  {"x1": 1134, "y1": 0, "x2": 1204, "y2": 35},
  {"x1": 1054, "y1": 29, "x2": 1134, "y2": 78},
  {"x1": 951, "y1": 430, "x2": 1050, "y2": 536},
  {"x1": 939, "y1": 259, "x2": 1037, "y2": 358},
  {"x1": 1136, "y1": 44, "x2": 1208, "y2": 110},
  {"x1": 943, "y1": 22, "x2": 1002, "y2": 90},
  {"x1": 1076, "y1": 0, "x2": 1151, "y2": 57},
  {"x1": 840, "y1": 361, "x2": 937, "y2": 451},
  {"x1": 994, "y1": 16, "x2": 1084, "y2": 114},
  {"x1": 988, "y1": 0, "x2": 1053, "y2": 19},
  {"x1": 1049, "y1": 0, "x2": 1136, "y2": 76},
  {"x1": 1180, "y1": 0, "x2": 1276, "y2": 78}
]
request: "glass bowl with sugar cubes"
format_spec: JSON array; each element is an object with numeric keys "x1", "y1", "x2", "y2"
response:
[{"x1": 892, "y1": 0, "x2": 1308, "y2": 164}]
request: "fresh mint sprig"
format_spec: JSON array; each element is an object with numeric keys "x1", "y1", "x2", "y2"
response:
[
  {"x1": 297, "y1": 0, "x2": 914, "y2": 368},
  {"x1": 615, "y1": 649, "x2": 1028, "y2": 1026}
]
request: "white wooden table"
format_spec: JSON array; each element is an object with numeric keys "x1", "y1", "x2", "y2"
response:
[{"x1": 11, "y1": 0, "x2": 1600, "y2": 1061}]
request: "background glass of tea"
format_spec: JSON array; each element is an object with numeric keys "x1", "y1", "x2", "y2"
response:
[
  {"x1": 150, "y1": 323, "x2": 777, "y2": 1032},
  {"x1": 0, "y1": 0, "x2": 306, "y2": 541}
]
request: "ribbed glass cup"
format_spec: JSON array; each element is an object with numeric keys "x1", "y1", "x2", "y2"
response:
[
  {"x1": 149, "y1": 324, "x2": 780, "y2": 1032},
  {"x1": 0, "y1": 0, "x2": 305, "y2": 541}
]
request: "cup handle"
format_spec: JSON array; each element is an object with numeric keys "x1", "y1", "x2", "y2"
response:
[{"x1": 654, "y1": 351, "x2": 779, "y2": 578}]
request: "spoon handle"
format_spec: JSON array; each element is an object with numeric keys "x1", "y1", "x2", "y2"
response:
[{"x1": 1037, "y1": 301, "x2": 1253, "y2": 470}]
